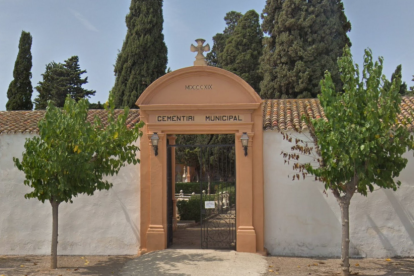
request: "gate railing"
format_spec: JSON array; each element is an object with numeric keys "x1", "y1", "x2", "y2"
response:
[{"x1": 168, "y1": 143, "x2": 236, "y2": 249}]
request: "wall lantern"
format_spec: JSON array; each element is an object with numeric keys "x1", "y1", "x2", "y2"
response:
[
  {"x1": 151, "y1": 132, "x2": 159, "y2": 156},
  {"x1": 240, "y1": 132, "x2": 249, "y2": 156}
]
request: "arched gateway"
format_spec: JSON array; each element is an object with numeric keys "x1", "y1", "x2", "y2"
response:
[{"x1": 136, "y1": 65, "x2": 265, "y2": 255}]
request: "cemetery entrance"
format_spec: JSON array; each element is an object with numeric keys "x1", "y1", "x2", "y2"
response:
[
  {"x1": 167, "y1": 139, "x2": 236, "y2": 249},
  {"x1": 136, "y1": 65, "x2": 265, "y2": 255}
]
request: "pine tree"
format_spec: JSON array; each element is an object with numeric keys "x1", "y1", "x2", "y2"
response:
[
  {"x1": 64, "y1": 56, "x2": 95, "y2": 101},
  {"x1": 112, "y1": 0, "x2": 167, "y2": 108},
  {"x1": 206, "y1": 11, "x2": 243, "y2": 67},
  {"x1": 260, "y1": 0, "x2": 351, "y2": 99},
  {"x1": 6, "y1": 31, "x2": 33, "y2": 110},
  {"x1": 219, "y1": 10, "x2": 263, "y2": 93},
  {"x1": 34, "y1": 56, "x2": 95, "y2": 110}
]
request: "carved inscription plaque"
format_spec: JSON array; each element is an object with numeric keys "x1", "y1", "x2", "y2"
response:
[{"x1": 152, "y1": 114, "x2": 246, "y2": 123}]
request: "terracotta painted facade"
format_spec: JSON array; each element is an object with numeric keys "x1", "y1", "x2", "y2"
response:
[{"x1": 136, "y1": 66, "x2": 265, "y2": 255}]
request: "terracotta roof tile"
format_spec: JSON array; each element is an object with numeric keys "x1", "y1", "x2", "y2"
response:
[
  {"x1": 0, "y1": 109, "x2": 140, "y2": 134},
  {"x1": 263, "y1": 96, "x2": 414, "y2": 132},
  {"x1": 3, "y1": 97, "x2": 413, "y2": 134}
]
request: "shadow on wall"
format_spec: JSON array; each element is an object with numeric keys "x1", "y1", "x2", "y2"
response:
[
  {"x1": 366, "y1": 215, "x2": 398, "y2": 256},
  {"x1": 115, "y1": 191, "x2": 140, "y2": 245},
  {"x1": 383, "y1": 189, "x2": 414, "y2": 246}
]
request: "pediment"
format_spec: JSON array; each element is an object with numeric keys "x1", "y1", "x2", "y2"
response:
[{"x1": 136, "y1": 66, "x2": 262, "y2": 108}]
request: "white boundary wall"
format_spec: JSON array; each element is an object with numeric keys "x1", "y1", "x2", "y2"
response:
[
  {"x1": 264, "y1": 130, "x2": 414, "y2": 258},
  {"x1": 0, "y1": 134, "x2": 140, "y2": 255}
]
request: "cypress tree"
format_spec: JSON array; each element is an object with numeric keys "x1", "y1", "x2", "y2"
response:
[
  {"x1": 386, "y1": 65, "x2": 408, "y2": 95},
  {"x1": 206, "y1": 11, "x2": 243, "y2": 67},
  {"x1": 112, "y1": 0, "x2": 168, "y2": 108},
  {"x1": 260, "y1": 0, "x2": 351, "y2": 99},
  {"x1": 34, "y1": 56, "x2": 95, "y2": 110},
  {"x1": 219, "y1": 10, "x2": 263, "y2": 93},
  {"x1": 6, "y1": 31, "x2": 33, "y2": 110},
  {"x1": 410, "y1": 75, "x2": 414, "y2": 92}
]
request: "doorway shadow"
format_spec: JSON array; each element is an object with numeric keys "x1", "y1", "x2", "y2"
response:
[{"x1": 169, "y1": 224, "x2": 201, "y2": 249}]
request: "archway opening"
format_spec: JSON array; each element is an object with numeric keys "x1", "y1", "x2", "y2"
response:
[{"x1": 167, "y1": 134, "x2": 236, "y2": 249}]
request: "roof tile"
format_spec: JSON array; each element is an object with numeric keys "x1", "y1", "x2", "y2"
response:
[
  {"x1": 263, "y1": 96, "x2": 414, "y2": 132},
  {"x1": 0, "y1": 109, "x2": 140, "y2": 134}
]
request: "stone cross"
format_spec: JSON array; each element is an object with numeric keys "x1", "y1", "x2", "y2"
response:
[{"x1": 190, "y1": 38, "x2": 210, "y2": 66}]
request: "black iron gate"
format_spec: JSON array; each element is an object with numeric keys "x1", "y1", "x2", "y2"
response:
[{"x1": 167, "y1": 143, "x2": 236, "y2": 250}]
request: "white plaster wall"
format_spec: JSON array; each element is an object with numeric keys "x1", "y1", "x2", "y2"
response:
[
  {"x1": 264, "y1": 130, "x2": 414, "y2": 258},
  {"x1": 0, "y1": 133, "x2": 140, "y2": 255}
]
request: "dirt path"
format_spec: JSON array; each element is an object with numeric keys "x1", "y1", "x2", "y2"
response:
[
  {"x1": 2, "y1": 254, "x2": 414, "y2": 275},
  {"x1": 265, "y1": 256, "x2": 414, "y2": 276},
  {"x1": 0, "y1": 255, "x2": 134, "y2": 276}
]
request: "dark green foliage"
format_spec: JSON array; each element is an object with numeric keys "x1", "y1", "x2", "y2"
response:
[
  {"x1": 175, "y1": 182, "x2": 202, "y2": 194},
  {"x1": 260, "y1": 0, "x2": 351, "y2": 99},
  {"x1": 206, "y1": 11, "x2": 243, "y2": 67},
  {"x1": 6, "y1": 31, "x2": 33, "y2": 111},
  {"x1": 64, "y1": 56, "x2": 96, "y2": 101},
  {"x1": 391, "y1": 64, "x2": 407, "y2": 95},
  {"x1": 411, "y1": 75, "x2": 414, "y2": 92},
  {"x1": 283, "y1": 47, "x2": 413, "y2": 276},
  {"x1": 89, "y1": 101, "x2": 104, "y2": 109},
  {"x1": 384, "y1": 65, "x2": 409, "y2": 95},
  {"x1": 392, "y1": 65, "x2": 407, "y2": 95},
  {"x1": 112, "y1": 0, "x2": 167, "y2": 108},
  {"x1": 14, "y1": 93, "x2": 143, "y2": 269},
  {"x1": 176, "y1": 194, "x2": 216, "y2": 222},
  {"x1": 14, "y1": 93, "x2": 143, "y2": 204},
  {"x1": 34, "y1": 56, "x2": 95, "y2": 110},
  {"x1": 220, "y1": 10, "x2": 263, "y2": 92},
  {"x1": 175, "y1": 134, "x2": 235, "y2": 181},
  {"x1": 175, "y1": 182, "x2": 235, "y2": 194},
  {"x1": 223, "y1": 11, "x2": 244, "y2": 35}
]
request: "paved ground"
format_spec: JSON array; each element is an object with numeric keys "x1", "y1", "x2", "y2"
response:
[{"x1": 119, "y1": 249, "x2": 268, "y2": 276}]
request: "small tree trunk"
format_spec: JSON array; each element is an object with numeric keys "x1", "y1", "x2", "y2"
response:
[
  {"x1": 339, "y1": 199, "x2": 351, "y2": 276},
  {"x1": 207, "y1": 173, "x2": 211, "y2": 195},
  {"x1": 50, "y1": 199, "x2": 60, "y2": 269}
]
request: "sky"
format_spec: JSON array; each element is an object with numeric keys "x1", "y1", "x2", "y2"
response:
[{"x1": 0, "y1": 0, "x2": 413, "y2": 111}]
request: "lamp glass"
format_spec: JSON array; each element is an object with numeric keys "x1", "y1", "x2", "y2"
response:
[
  {"x1": 151, "y1": 132, "x2": 159, "y2": 146},
  {"x1": 241, "y1": 132, "x2": 249, "y2": 147}
]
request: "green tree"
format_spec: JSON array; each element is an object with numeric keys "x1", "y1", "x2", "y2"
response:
[
  {"x1": 175, "y1": 134, "x2": 235, "y2": 194},
  {"x1": 6, "y1": 31, "x2": 33, "y2": 110},
  {"x1": 112, "y1": 0, "x2": 167, "y2": 108},
  {"x1": 89, "y1": 101, "x2": 104, "y2": 109},
  {"x1": 385, "y1": 64, "x2": 407, "y2": 95},
  {"x1": 34, "y1": 56, "x2": 95, "y2": 109},
  {"x1": 64, "y1": 56, "x2": 95, "y2": 101},
  {"x1": 260, "y1": 0, "x2": 351, "y2": 99},
  {"x1": 206, "y1": 11, "x2": 243, "y2": 67},
  {"x1": 411, "y1": 75, "x2": 414, "y2": 92},
  {"x1": 282, "y1": 47, "x2": 413, "y2": 276},
  {"x1": 13, "y1": 94, "x2": 143, "y2": 269},
  {"x1": 220, "y1": 10, "x2": 263, "y2": 92}
]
